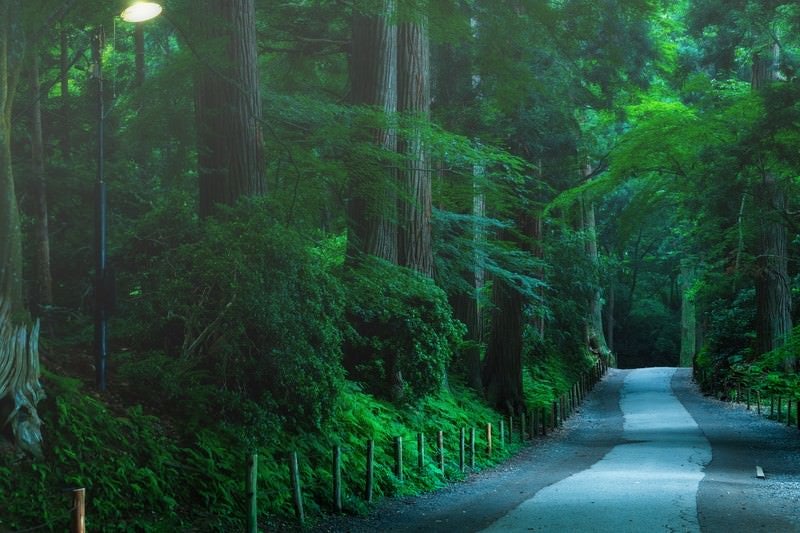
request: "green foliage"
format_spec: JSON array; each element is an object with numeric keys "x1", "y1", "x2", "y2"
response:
[
  {"x1": 120, "y1": 198, "x2": 346, "y2": 429},
  {"x1": 343, "y1": 258, "x2": 466, "y2": 401},
  {"x1": 0, "y1": 373, "x2": 184, "y2": 532}
]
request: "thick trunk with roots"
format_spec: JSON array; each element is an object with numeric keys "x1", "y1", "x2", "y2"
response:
[
  {"x1": 0, "y1": 307, "x2": 44, "y2": 458},
  {"x1": 1, "y1": 0, "x2": 44, "y2": 457}
]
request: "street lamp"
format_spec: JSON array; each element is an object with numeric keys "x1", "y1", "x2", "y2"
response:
[
  {"x1": 93, "y1": 2, "x2": 162, "y2": 391},
  {"x1": 121, "y1": 2, "x2": 163, "y2": 23}
]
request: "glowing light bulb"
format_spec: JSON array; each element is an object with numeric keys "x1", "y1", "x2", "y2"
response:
[{"x1": 120, "y1": 2, "x2": 163, "y2": 23}]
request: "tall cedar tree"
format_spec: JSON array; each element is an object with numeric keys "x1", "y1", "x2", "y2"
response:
[
  {"x1": 751, "y1": 46, "x2": 793, "y2": 369},
  {"x1": 0, "y1": 0, "x2": 45, "y2": 457},
  {"x1": 347, "y1": 0, "x2": 398, "y2": 262},
  {"x1": 195, "y1": 0, "x2": 266, "y2": 217},
  {"x1": 397, "y1": 15, "x2": 433, "y2": 276}
]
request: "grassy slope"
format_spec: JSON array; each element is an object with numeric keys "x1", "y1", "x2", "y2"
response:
[{"x1": 1, "y1": 351, "x2": 592, "y2": 532}]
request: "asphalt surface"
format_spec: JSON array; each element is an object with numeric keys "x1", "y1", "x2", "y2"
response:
[{"x1": 314, "y1": 368, "x2": 800, "y2": 532}]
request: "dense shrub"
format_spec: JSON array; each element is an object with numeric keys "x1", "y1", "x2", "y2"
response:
[
  {"x1": 120, "y1": 199, "x2": 346, "y2": 428},
  {"x1": 343, "y1": 258, "x2": 465, "y2": 401}
]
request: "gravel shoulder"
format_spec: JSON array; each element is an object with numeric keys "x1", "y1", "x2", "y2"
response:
[{"x1": 672, "y1": 369, "x2": 800, "y2": 532}]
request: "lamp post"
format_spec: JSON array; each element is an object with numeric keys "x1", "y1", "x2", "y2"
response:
[{"x1": 93, "y1": 1, "x2": 162, "y2": 391}]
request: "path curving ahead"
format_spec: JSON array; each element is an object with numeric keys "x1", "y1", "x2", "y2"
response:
[
  {"x1": 314, "y1": 368, "x2": 800, "y2": 533},
  {"x1": 482, "y1": 368, "x2": 711, "y2": 532}
]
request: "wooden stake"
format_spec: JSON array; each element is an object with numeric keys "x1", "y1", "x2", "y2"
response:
[
  {"x1": 70, "y1": 488, "x2": 85, "y2": 533},
  {"x1": 500, "y1": 419, "x2": 505, "y2": 448},
  {"x1": 394, "y1": 436, "x2": 403, "y2": 482},
  {"x1": 459, "y1": 428, "x2": 465, "y2": 472},
  {"x1": 486, "y1": 423, "x2": 492, "y2": 456},
  {"x1": 417, "y1": 433, "x2": 424, "y2": 473},
  {"x1": 520, "y1": 411, "x2": 526, "y2": 441},
  {"x1": 365, "y1": 439, "x2": 374, "y2": 503},
  {"x1": 247, "y1": 454, "x2": 258, "y2": 533},
  {"x1": 469, "y1": 427, "x2": 476, "y2": 468},
  {"x1": 509, "y1": 416, "x2": 514, "y2": 444},
  {"x1": 437, "y1": 430, "x2": 445, "y2": 475},
  {"x1": 290, "y1": 452, "x2": 304, "y2": 525},
  {"x1": 333, "y1": 445, "x2": 342, "y2": 513}
]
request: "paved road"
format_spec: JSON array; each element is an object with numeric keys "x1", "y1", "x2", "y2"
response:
[{"x1": 315, "y1": 368, "x2": 800, "y2": 532}]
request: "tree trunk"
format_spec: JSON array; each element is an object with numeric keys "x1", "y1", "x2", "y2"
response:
[
  {"x1": 483, "y1": 269, "x2": 524, "y2": 414},
  {"x1": 397, "y1": 16, "x2": 432, "y2": 276},
  {"x1": 679, "y1": 263, "x2": 696, "y2": 368},
  {"x1": 605, "y1": 282, "x2": 615, "y2": 352},
  {"x1": 346, "y1": 0, "x2": 398, "y2": 263},
  {"x1": 754, "y1": 174, "x2": 792, "y2": 362},
  {"x1": 195, "y1": 0, "x2": 266, "y2": 218},
  {"x1": 59, "y1": 26, "x2": 70, "y2": 154},
  {"x1": 29, "y1": 50, "x2": 53, "y2": 310},
  {"x1": 583, "y1": 163, "x2": 608, "y2": 354},
  {"x1": 0, "y1": 0, "x2": 45, "y2": 458},
  {"x1": 751, "y1": 47, "x2": 794, "y2": 370}
]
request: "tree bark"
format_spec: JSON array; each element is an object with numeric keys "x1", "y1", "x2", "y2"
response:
[
  {"x1": 195, "y1": 0, "x2": 266, "y2": 218},
  {"x1": 59, "y1": 26, "x2": 70, "y2": 154},
  {"x1": 679, "y1": 263, "x2": 696, "y2": 368},
  {"x1": 397, "y1": 16, "x2": 432, "y2": 276},
  {"x1": 583, "y1": 162, "x2": 608, "y2": 354},
  {"x1": 483, "y1": 267, "x2": 524, "y2": 413},
  {"x1": 605, "y1": 282, "x2": 615, "y2": 352},
  {"x1": 751, "y1": 47, "x2": 794, "y2": 370},
  {"x1": 0, "y1": 0, "x2": 45, "y2": 458},
  {"x1": 346, "y1": 0, "x2": 398, "y2": 263},
  {"x1": 28, "y1": 50, "x2": 53, "y2": 310}
]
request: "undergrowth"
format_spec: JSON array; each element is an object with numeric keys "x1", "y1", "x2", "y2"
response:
[{"x1": 0, "y1": 352, "x2": 591, "y2": 531}]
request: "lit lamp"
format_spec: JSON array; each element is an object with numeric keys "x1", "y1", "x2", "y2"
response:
[
  {"x1": 121, "y1": 1, "x2": 163, "y2": 23},
  {"x1": 93, "y1": 1, "x2": 163, "y2": 392}
]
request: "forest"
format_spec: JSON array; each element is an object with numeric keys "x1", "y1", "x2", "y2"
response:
[{"x1": 1, "y1": 0, "x2": 799, "y2": 530}]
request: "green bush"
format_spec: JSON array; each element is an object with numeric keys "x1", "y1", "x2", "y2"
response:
[
  {"x1": 120, "y1": 198, "x2": 346, "y2": 429},
  {"x1": 343, "y1": 258, "x2": 466, "y2": 401}
]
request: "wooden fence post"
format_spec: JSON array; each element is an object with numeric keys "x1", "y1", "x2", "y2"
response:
[
  {"x1": 333, "y1": 445, "x2": 342, "y2": 513},
  {"x1": 290, "y1": 451, "x2": 304, "y2": 525},
  {"x1": 70, "y1": 488, "x2": 85, "y2": 533},
  {"x1": 438, "y1": 430, "x2": 445, "y2": 475},
  {"x1": 509, "y1": 416, "x2": 514, "y2": 444},
  {"x1": 459, "y1": 428, "x2": 465, "y2": 472},
  {"x1": 394, "y1": 436, "x2": 403, "y2": 482},
  {"x1": 469, "y1": 427, "x2": 476, "y2": 468},
  {"x1": 500, "y1": 419, "x2": 505, "y2": 448},
  {"x1": 365, "y1": 439, "x2": 374, "y2": 503},
  {"x1": 486, "y1": 423, "x2": 493, "y2": 457},
  {"x1": 520, "y1": 411, "x2": 526, "y2": 441},
  {"x1": 417, "y1": 433, "x2": 425, "y2": 473},
  {"x1": 247, "y1": 454, "x2": 258, "y2": 533}
]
